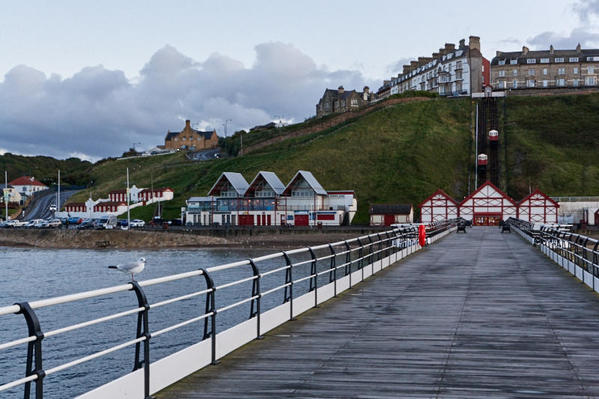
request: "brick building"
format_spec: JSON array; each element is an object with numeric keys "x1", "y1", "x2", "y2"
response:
[
  {"x1": 491, "y1": 43, "x2": 599, "y2": 91},
  {"x1": 163, "y1": 120, "x2": 218, "y2": 151},
  {"x1": 316, "y1": 86, "x2": 371, "y2": 118},
  {"x1": 378, "y1": 36, "x2": 485, "y2": 98}
]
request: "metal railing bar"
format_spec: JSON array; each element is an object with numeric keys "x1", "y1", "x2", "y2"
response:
[
  {"x1": 44, "y1": 336, "x2": 146, "y2": 377},
  {"x1": 0, "y1": 373, "x2": 38, "y2": 393},
  {"x1": 259, "y1": 265, "x2": 290, "y2": 277},
  {"x1": 207, "y1": 259, "x2": 251, "y2": 273},
  {"x1": 215, "y1": 275, "x2": 257, "y2": 290},
  {"x1": 151, "y1": 313, "x2": 213, "y2": 338},
  {"x1": 150, "y1": 289, "x2": 212, "y2": 309},
  {"x1": 288, "y1": 259, "x2": 314, "y2": 268},
  {"x1": 250, "y1": 252, "x2": 285, "y2": 263},
  {"x1": 138, "y1": 269, "x2": 205, "y2": 287},
  {"x1": 0, "y1": 335, "x2": 36, "y2": 352},
  {"x1": 217, "y1": 295, "x2": 259, "y2": 313},
  {"x1": 261, "y1": 283, "x2": 291, "y2": 297},
  {"x1": 44, "y1": 307, "x2": 144, "y2": 339},
  {"x1": 293, "y1": 275, "x2": 315, "y2": 284}
]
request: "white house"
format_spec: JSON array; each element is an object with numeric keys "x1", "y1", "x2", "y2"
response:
[{"x1": 9, "y1": 176, "x2": 48, "y2": 197}]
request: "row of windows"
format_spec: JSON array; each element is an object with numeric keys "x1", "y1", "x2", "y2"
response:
[
  {"x1": 497, "y1": 66, "x2": 593, "y2": 77},
  {"x1": 496, "y1": 76, "x2": 597, "y2": 88},
  {"x1": 497, "y1": 56, "x2": 599, "y2": 65}
]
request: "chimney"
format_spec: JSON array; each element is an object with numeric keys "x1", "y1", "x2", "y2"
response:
[
  {"x1": 550, "y1": 44, "x2": 554, "y2": 54},
  {"x1": 363, "y1": 86, "x2": 370, "y2": 94},
  {"x1": 522, "y1": 46, "x2": 529, "y2": 55},
  {"x1": 403, "y1": 65, "x2": 411, "y2": 74},
  {"x1": 469, "y1": 36, "x2": 481, "y2": 51},
  {"x1": 444, "y1": 43, "x2": 455, "y2": 52},
  {"x1": 410, "y1": 60, "x2": 419, "y2": 69},
  {"x1": 439, "y1": 48, "x2": 447, "y2": 56},
  {"x1": 576, "y1": 43, "x2": 582, "y2": 53},
  {"x1": 496, "y1": 51, "x2": 503, "y2": 57},
  {"x1": 459, "y1": 39, "x2": 466, "y2": 48},
  {"x1": 432, "y1": 52, "x2": 440, "y2": 59},
  {"x1": 338, "y1": 85, "x2": 345, "y2": 94},
  {"x1": 185, "y1": 120, "x2": 191, "y2": 129}
]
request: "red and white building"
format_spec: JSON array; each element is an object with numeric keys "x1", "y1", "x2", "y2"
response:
[
  {"x1": 369, "y1": 204, "x2": 414, "y2": 226},
  {"x1": 420, "y1": 182, "x2": 558, "y2": 226},
  {"x1": 459, "y1": 182, "x2": 517, "y2": 226},
  {"x1": 517, "y1": 190, "x2": 559, "y2": 224},
  {"x1": 419, "y1": 189, "x2": 459, "y2": 224},
  {"x1": 9, "y1": 176, "x2": 48, "y2": 197},
  {"x1": 185, "y1": 170, "x2": 357, "y2": 227},
  {"x1": 109, "y1": 186, "x2": 173, "y2": 204}
]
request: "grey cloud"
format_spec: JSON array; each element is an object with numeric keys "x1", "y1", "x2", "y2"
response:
[
  {"x1": 386, "y1": 58, "x2": 412, "y2": 75},
  {"x1": 528, "y1": 27, "x2": 599, "y2": 49},
  {"x1": 0, "y1": 43, "x2": 372, "y2": 160},
  {"x1": 574, "y1": 0, "x2": 599, "y2": 21}
]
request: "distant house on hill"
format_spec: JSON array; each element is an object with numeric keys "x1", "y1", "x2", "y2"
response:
[
  {"x1": 316, "y1": 86, "x2": 372, "y2": 118},
  {"x1": 369, "y1": 204, "x2": 414, "y2": 226},
  {"x1": 162, "y1": 120, "x2": 218, "y2": 151},
  {"x1": 9, "y1": 176, "x2": 48, "y2": 197}
]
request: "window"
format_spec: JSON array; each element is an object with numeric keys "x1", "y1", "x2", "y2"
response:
[
  {"x1": 573, "y1": 67, "x2": 579, "y2": 74},
  {"x1": 527, "y1": 58, "x2": 537, "y2": 64},
  {"x1": 585, "y1": 76, "x2": 597, "y2": 85},
  {"x1": 497, "y1": 80, "x2": 506, "y2": 89},
  {"x1": 512, "y1": 69, "x2": 518, "y2": 76},
  {"x1": 513, "y1": 80, "x2": 518, "y2": 88},
  {"x1": 498, "y1": 59, "x2": 505, "y2": 65},
  {"x1": 540, "y1": 58, "x2": 550, "y2": 63},
  {"x1": 554, "y1": 57, "x2": 565, "y2": 63},
  {"x1": 498, "y1": 70, "x2": 506, "y2": 77},
  {"x1": 543, "y1": 68, "x2": 548, "y2": 75},
  {"x1": 543, "y1": 80, "x2": 548, "y2": 87},
  {"x1": 587, "y1": 56, "x2": 599, "y2": 61},
  {"x1": 573, "y1": 79, "x2": 579, "y2": 86},
  {"x1": 528, "y1": 69, "x2": 535, "y2": 76},
  {"x1": 527, "y1": 79, "x2": 536, "y2": 88},
  {"x1": 510, "y1": 59, "x2": 518, "y2": 65},
  {"x1": 588, "y1": 66, "x2": 595, "y2": 74},
  {"x1": 557, "y1": 78, "x2": 565, "y2": 86},
  {"x1": 558, "y1": 68, "x2": 566, "y2": 75},
  {"x1": 569, "y1": 57, "x2": 579, "y2": 62}
]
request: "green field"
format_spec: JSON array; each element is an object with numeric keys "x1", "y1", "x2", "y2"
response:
[{"x1": 6, "y1": 92, "x2": 599, "y2": 223}]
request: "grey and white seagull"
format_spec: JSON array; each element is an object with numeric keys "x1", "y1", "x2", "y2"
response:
[{"x1": 108, "y1": 257, "x2": 146, "y2": 281}]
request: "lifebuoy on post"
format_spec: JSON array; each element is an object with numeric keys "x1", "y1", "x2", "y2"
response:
[{"x1": 418, "y1": 225, "x2": 427, "y2": 247}]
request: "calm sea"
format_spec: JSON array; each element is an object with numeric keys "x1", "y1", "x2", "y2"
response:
[{"x1": 0, "y1": 246, "x2": 317, "y2": 398}]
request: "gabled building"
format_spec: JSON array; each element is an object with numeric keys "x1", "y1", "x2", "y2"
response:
[
  {"x1": 316, "y1": 86, "x2": 372, "y2": 118},
  {"x1": 163, "y1": 120, "x2": 218, "y2": 151},
  {"x1": 419, "y1": 189, "x2": 459, "y2": 224},
  {"x1": 518, "y1": 189, "x2": 559, "y2": 224},
  {"x1": 9, "y1": 176, "x2": 48, "y2": 197},
  {"x1": 185, "y1": 170, "x2": 357, "y2": 227}
]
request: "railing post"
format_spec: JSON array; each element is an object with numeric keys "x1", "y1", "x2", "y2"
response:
[
  {"x1": 376, "y1": 233, "x2": 383, "y2": 262},
  {"x1": 367, "y1": 235, "x2": 374, "y2": 266},
  {"x1": 356, "y1": 238, "x2": 363, "y2": 271},
  {"x1": 308, "y1": 248, "x2": 318, "y2": 307},
  {"x1": 129, "y1": 281, "x2": 152, "y2": 399},
  {"x1": 328, "y1": 244, "x2": 337, "y2": 297},
  {"x1": 344, "y1": 241, "x2": 352, "y2": 288},
  {"x1": 16, "y1": 302, "x2": 44, "y2": 399},
  {"x1": 282, "y1": 252, "x2": 295, "y2": 321},
  {"x1": 248, "y1": 260, "x2": 263, "y2": 339},
  {"x1": 200, "y1": 268, "x2": 218, "y2": 365}
]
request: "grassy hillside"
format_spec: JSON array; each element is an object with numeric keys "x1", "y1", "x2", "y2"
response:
[
  {"x1": 0, "y1": 153, "x2": 92, "y2": 187},
  {"x1": 65, "y1": 93, "x2": 599, "y2": 223}
]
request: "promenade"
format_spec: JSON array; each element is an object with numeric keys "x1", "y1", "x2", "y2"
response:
[{"x1": 157, "y1": 227, "x2": 599, "y2": 398}]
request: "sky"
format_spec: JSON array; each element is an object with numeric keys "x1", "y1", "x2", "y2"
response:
[{"x1": 1, "y1": 0, "x2": 598, "y2": 161}]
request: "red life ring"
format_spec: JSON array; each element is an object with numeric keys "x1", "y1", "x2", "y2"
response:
[{"x1": 418, "y1": 225, "x2": 427, "y2": 247}]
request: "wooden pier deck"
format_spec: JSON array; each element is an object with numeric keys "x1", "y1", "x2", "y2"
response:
[{"x1": 156, "y1": 227, "x2": 599, "y2": 398}]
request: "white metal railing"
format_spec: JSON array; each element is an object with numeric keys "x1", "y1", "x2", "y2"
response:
[
  {"x1": 508, "y1": 218, "x2": 599, "y2": 291},
  {"x1": 0, "y1": 223, "x2": 456, "y2": 398}
]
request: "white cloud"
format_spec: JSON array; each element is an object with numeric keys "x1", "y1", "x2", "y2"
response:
[{"x1": 0, "y1": 42, "x2": 373, "y2": 159}]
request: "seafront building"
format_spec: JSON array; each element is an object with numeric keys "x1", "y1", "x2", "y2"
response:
[
  {"x1": 490, "y1": 44, "x2": 599, "y2": 92},
  {"x1": 184, "y1": 170, "x2": 356, "y2": 226}
]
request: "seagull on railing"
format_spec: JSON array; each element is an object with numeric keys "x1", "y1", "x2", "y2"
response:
[{"x1": 108, "y1": 257, "x2": 146, "y2": 281}]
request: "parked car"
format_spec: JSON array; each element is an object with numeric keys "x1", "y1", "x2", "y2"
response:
[
  {"x1": 77, "y1": 219, "x2": 94, "y2": 229},
  {"x1": 67, "y1": 217, "x2": 83, "y2": 225},
  {"x1": 117, "y1": 219, "x2": 128, "y2": 227},
  {"x1": 3, "y1": 220, "x2": 18, "y2": 228},
  {"x1": 129, "y1": 219, "x2": 146, "y2": 228},
  {"x1": 47, "y1": 219, "x2": 62, "y2": 228}
]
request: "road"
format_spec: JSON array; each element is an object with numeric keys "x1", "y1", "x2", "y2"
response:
[
  {"x1": 22, "y1": 189, "x2": 79, "y2": 220},
  {"x1": 188, "y1": 149, "x2": 220, "y2": 161}
]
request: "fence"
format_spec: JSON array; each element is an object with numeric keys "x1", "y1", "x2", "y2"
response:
[
  {"x1": 508, "y1": 218, "x2": 599, "y2": 292},
  {"x1": 0, "y1": 223, "x2": 455, "y2": 399}
]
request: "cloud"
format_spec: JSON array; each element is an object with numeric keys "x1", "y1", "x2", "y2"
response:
[
  {"x1": 0, "y1": 42, "x2": 373, "y2": 159},
  {"x1": 574, "y1": 0, "x2": 599, "y2": 21},
  {"x1": 527, "y1": 27, "x2": 599, "y2": 49},
  {"x1": 386, "y1": 57, "x2": 413, "y2": 75}
]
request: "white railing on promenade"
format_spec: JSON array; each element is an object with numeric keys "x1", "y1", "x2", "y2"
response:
[{"x1": 0, "y1": 223, "x2": 456, "y2": 399}]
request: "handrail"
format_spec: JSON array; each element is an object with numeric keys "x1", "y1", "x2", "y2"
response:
[{"x1": 0, "y1": 223, "x2": 455, "y2": 398}]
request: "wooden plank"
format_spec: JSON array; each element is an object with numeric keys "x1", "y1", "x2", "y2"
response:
[{"x1": 156, "y1": 227, "x2": 599, "y2": 398}]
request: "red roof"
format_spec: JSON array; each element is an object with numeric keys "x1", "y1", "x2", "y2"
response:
[
  {"x1": 459, "y1": 181, "x2": 517, "y2": 207},
  {"x1": 517, "y1": 189, "x2": 559, "y2": 207},
  {"x1": 9, "y1": 176, "x2": 47, "y2": 187},
  {"x1": 419, "y1": 188, "x2": 459, "y2": 208}
]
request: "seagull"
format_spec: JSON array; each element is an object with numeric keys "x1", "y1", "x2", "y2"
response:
[{"x1": 108, "y1": 257, "x2": 146, "y2": 281}]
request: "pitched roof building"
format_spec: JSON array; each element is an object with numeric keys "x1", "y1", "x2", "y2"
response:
[
  {"x1": 316, "y1": 86, "x2": 372, "y2": 118},
  {"x1": 490, "y1": 43, "x2": 599, "y2": 91},
  {"x1": 8, "y1": 176, "x2": 48, "y2": 197},
  {"x1": 163, "y1": 120, "x2": 218, "y2": 151}
]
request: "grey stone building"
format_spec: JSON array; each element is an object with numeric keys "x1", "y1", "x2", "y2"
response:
[
  {"x1": 491, "y1": 43, "x2": 599, "y2": 91},
  {"x1": 315, "y1": 86, "x2": 371, "y2": 118}
]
